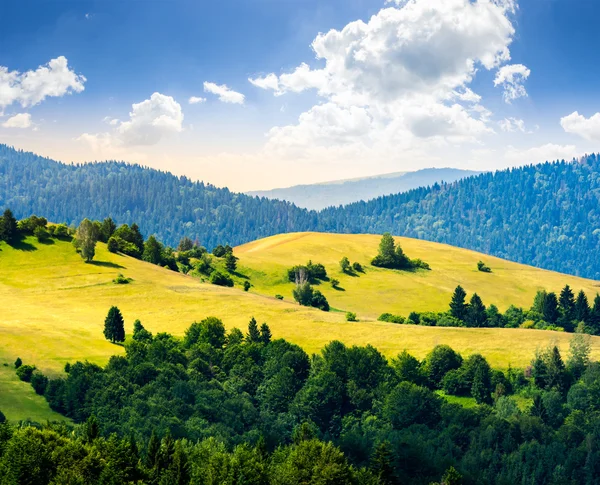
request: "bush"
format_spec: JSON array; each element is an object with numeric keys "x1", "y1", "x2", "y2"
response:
[
  {"x1": 210, "y1": 270, "x2": 234, "y2": 287},
  {"x1": 243, "y1": 280, "x2": 251, "y2": 291},
  {"x1": 275, "y1": 294, "x2": 284, "y2": 300},
  {"x1": 477, "y1": 261, "x2": 492, "y2": 273},
  {"x1": 14, "y1": 357, "x2": 22, "y2": 369},
  {"x1": 34, "y1": 226, "x2": 50, "y2": 242},
  {"x1": 407, "y1": 311, "x2": 420, "y2": 324},
  {"x1": 287, "y1": 261, "x2": 328, "y2": 283},
  {"x1": 345, "y1": 312, "x2": 357, "y2": 322},
  {"x1": 378, "y1": 313, "x2": 406, "y2": 324},
  {"x1": 311, "y1": 290, "x2": 330, "y2": 312},
  {"x1": 113, "y1": 274, "x2": 132, "y2": 284},
  {"x1": 330, "y1": 278, "x2": 340, "y2": 288},
  {"x1": 52, "y1": 224, "x2": 70, "y2": 239},
  {"x1": 16, "y1": 364, "x2": 36, "y2": 382},
  {"x1": 352, "y1": 261, "x2": 363, "y2": 272},
  {"x1": 30, "y1": 371, "x2": 48, "y2": 395},
  {"x1": 107, "y1": 236, "x2": 120, "y2": 253},
  {"x1": 437, "y1": 314, "x2": 465, "y2": 327},
  {"x1": 520, "y1": 320, "x2": 536, "y2": 329}
]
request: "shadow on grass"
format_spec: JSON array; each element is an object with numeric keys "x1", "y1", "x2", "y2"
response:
[
  {"x1": 88, "y1": 260, "x2": 125, "y2": 269},
  {"x1": 332, "y1": 286, "x2": 346, "y2": 292},
  {"x1": 9, "y1": 237, "x2": 37, "y2": 252},
  {"x1": 38, "y1": 238, "x2": 55, "y2": 245},
  {"x1": 231, "y1": 270, "x2": 250, "y2": 280},
  {"x1": 342, "y1": 270, "x2": 360, "y2": 277}
]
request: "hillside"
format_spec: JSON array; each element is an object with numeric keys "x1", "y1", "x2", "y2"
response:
[
  {"x1": 3, "y1": 145, "x2": 600, "y2": 278},
  {"x1": 3, "y1": 234, "x2": 600, "y2": 421},
  {"x1": 247, "y1": 168, "x2": 479, "y2": 210},
  {"x1": 236, "y1": 232, "x2": 600, "y2": 319}
]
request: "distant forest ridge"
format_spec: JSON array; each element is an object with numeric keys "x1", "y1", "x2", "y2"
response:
[{"x1": 1, "y1": 144, "x2": 599, "y2": 279}]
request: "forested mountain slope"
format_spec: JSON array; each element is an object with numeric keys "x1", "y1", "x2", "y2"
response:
[
  {"x1": 247, "y1": 167, "x2": 479, "y2": 210},
  {"x1": 0, "y1": 145, "x2": 315, "y2": 250},
  {"x1": 318, "y1": 156, "x2": 600, "y2": 279},
  {"x1": 2, "y1": 144, "x2": 600, "y2": 278}
]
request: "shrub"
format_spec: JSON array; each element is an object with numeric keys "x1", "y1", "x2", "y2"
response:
[
  {"x1": 345, "y1": 312, "x2": 357, "y2": 322},
  {"x1": 113, "y1": 274, "x2": 132, "y2": 284},
  {"x1": 437, "y1": 314, "x2": 465, "y2": 327},
  {"x1": 407, "y1": 312, "x2": 420, "y2": 324},
  {"x1": 107, "y1": 236, "x2": 120, "y2": 253},
  {"x1": 243, "y1": 280, "x2": 251, "y2": 291},
  {"x1": 477, "y1": 261, "x2": 492, "y2": 273},
  {"x1": 287, "y1": 261, "x2": 328, "y2": 283},
  {"x1": 30, "y1": 371, "x2": 48, "y2": 395},
  {"x1": 311, "y1": 290, "x2": 330, "y2": 311},
  {"x1": 14, "y1": 357, "x2": 22, "y2": 369},
  {"x1": 340, "y1": 257, "x2": 351, "y2": 273},
  {"x1": 378, "y1": 313, "x2": 406, "y2": 324},
  {"x1": 352, "y1": 261, "x2": 363, "y2": 272},
  {"x1": 16, "y1": 364, "x2": 36, "y2": 382},
  {"x1": 52, "y1": 224, "x2": 70, "y2": 239},
  {"x1": 520, "y1": 320, "x2": 536, "y2": 329},
  {"x1": 275, "y1": 294, "x2": 284, "y2": 300},
  {"x1": 34, "y1": 226, "x2": 50, "y2": 242},
  {"x1": 330, "y1": 278, "x2": 340, "y2": 288},
  {"x1": 210, "y1": 270, "x2": 234, "y2": 287}
]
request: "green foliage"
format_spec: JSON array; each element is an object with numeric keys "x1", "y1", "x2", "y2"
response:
[
  {"x1": 371, "y1": 232, "x2": 426, "y2": 270},
  {"x1": 330, "y1": 278, "x2": 340, "y2": 288},
  {"x1": 352, "y1": 261, "x2": 363, "y2": 272},
  {"x1": 33, "y1": 225, "x2": 50, "y2": 242},
  {"x1": 14, "y1": 357, "x2": 22, "y2": 369},
  {"x1": 346, "y1": 312, "x2": 357, "y2": 322},
  {"x1": 311, "y1": 290, "x2": 330, "y2": 311},
  {"x1": 224, "y1": 252, "x2": 238, "y2": 272},
  {"x1": 449, "y1": 285, "x2": 468, "y2": 321},
  {"x1": 209, "y1": 270, "x2": 234, "y2": 287},
  {"x1": 74, "y1": 218, "x2": 99, "y2": 262},
  {"x1": 243, "y1": 280, "x2": 251, "y2": 291},
  {"x1": 275, "y1": 294, "x2": 284, "y2": 300},
  {"x1": 0, "y1": 208, "x2": 18, "y2": 243},
  {"x1": 287, "y1": 260, "x2": 327, "y2": 283},
  {"x1": 292, "y1": 281, "x2": 314, "y2": 306},
  {"x1": 113, "y1": 273, "x2": 132, "y2": 284},
  {"x1": 143, "y1": 235, "x2": 164, "y2": 265},
  {"x1": 340, "y1": 256, "x2": 351, "y2": 273},
  {"x1": 477, "y1": 260, "x2": 491, "y2": 273},
  {"x1": 103, "y1": 306, "x2": 125, "y2": 343},
  {"x1": 424, "y1": 345, "x2": 463, "y2": 388},
  {"x1": 378, "y1": 313, "x2": 405, "y2": 324},
  {"x1": 16, "y1": 364, "x2": 35, "y2": 382}
]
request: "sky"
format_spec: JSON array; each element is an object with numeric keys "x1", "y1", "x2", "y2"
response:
[{"x1": 1, "y1": 0, "x2": 600, "y2": 191}]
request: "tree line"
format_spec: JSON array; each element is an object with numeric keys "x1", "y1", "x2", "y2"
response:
[{"x1": 6, "y1": 311, "x2": 600, "y2": 484}]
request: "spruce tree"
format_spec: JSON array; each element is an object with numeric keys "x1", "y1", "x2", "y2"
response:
[
  {"x1": 449, "y1": 285, "x2": 468, "y2": 322},
  {"x1": 466, "y1": 293, "x2": 487, "y2": 327},
  {"x1": 260, "y1": 323, "x2": 272, "y2": 344},
  {"x1": 590, "y1": 293, "x2": 600, "y2": 334},
  {"x1": 370, "y1": 441, "x2": 397, "y2": 485},
  {"x1": 575, "y1": 290, "x2": 590, "y2": 324},
  {"x1": 142, "y1": 235, "x2": 163, "y2": 265},
  {"x1": 247, "y1": 317, "x2": 261, "y2": 343},
  {"x1": 130, "y1": 223, "x2": 145, "y2": 254},
  {"x1": 224, "y1": 252, "x2": 238, "y2": 272},
  {"x1": 558, "y1": 284, "x2": 576, "y2": 328},
  {"x1": 471, "y1": 363, "x2": 492, "y2": 404},
  {"x1": 104, "y1": 306, "x2": 125, "y2": 343},
  {"x1": 146, "y1": 431, "x2": 161, "y2": 470},
  {"x1": 542, "y1": 292, "x2": 559, "y2": 324},
  {"x1": 0, "y1": 209, "x2": 18, "y2": 243}
]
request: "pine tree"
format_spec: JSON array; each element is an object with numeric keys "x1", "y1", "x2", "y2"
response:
[
  {"x1": 441, "y1": 466, "x2": 463, "y2": 485},
  {"x1": 542, "y1": 292, "x2": 559, "y2": 324},
  {"x1": 449, "y1": 285, "x2": 468, "y2": 322},
  {"x1": 146, "y1": 431, "x2": 161, "y2": 470},
  {"x1": 142, "y1": 235, "x2": 163, "y2": 265},
  {"x1": 590, "y1": 293, "x2": 600, "y2": 335},
  {"x1": 260, "y1": 323, "x2": 272, "y2": 344},
  {"x1": 471, "y1": 363, "x2": 492, "y2": 404},
  {"x1": 171, "y1": 441, "x2": 190, "y2": 485},
  {"x1": 0, "y1": 209, "x2": 18, "y2": 243},
  {"x1": 575, "y1": 290, "x2": 590, "y2": 324},
  {"x1": 104, "y1": 306, "x2": 125, "y2": 343},
  {"x1": 558, "y1": 284, "x2": 576, "y2": 328},
  {"x1": 370, "y1": 441, "x2": 397, "y2": 485},
  {"x1": 130, "y1": 223, "x2": 145, "y2": 254},
  {"x1": 224, "y1": 252, "x2": 238, "y2": 272},
  {"x1": 247, "y1": 317, "x2": 261, "y2": 343},
  {"x1": 466, "y1": 293, "x2": 486, "y2": 327},
  {"x1": 100, "y1": 217, "x2": 116, "y2": 243},
  {"x1": 84, "y1": 415, "x2": 100, "y2": 443}
]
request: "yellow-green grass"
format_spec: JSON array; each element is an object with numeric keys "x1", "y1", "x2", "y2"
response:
[
  {"x1": 2, "y1": 234, "x2": 600, "y2": 421},
  {"x1": 235, "y1": 232, "x2": 600, "y2": 320}
]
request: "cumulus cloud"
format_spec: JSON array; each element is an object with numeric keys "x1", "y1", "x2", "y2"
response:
[
  {"x1": 494, "y1": 64, "x2": 530, "y2": 103},
  {"x1": 79, "y1": 92, "x2": 183, "y2": 150},
  {"x1": 188, "y1": 96, "x2": 206, "y2": 105},
  {"x1": 249, "y1": 0, "x2": 518, "y2": 160},
  {"x1": 203, "y1": 82, "x2": 245, "y2": 104},
  {"x1": 504, "y1": 143, "x2": 579, "y2": 166},
  {"x1": 0, "y1": 56, "x2": 86, "y2": 110},
  {"x1": 2, "y1": 113, "x2": 32, "y2": 129},
  {"x1": 560, "y1": 111, "x2": 600, "y2": 142}
]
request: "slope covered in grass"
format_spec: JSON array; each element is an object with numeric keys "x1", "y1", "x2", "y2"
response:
[{"x1": 2, "y1": 234, "x2": 600, "y2": 421}]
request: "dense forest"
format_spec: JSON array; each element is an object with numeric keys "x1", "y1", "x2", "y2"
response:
[
  {"x1": 5, "y1": 314, "x2": 600, "y2": 484},
  {"x1": 3, "y1": 145, "x2": 600, "y2": 278}
]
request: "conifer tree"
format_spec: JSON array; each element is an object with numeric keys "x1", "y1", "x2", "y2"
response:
[
  {"x1": 130, "y1": 223, "x2": 145, "y2": 254},
  {"x1": 247, "y1": 317, "x2": 261, "y2": 343},
  {"x1": 104, "y1": 306, "x2": 125, "y2": 343},
  {"x1": 542, "y1": 292, "x2": 559, "y2": 324},
  {"x1": 575, "y1": 290, "x2": 590, "y2": 324},
  {"x1": 590, "y1": 293, "x2": 600, "y2": 334},
  {"x1": 142, "y1": 235, "x2": 163, "y2": 265},
  {"x1": 224, "y1": 252, "x2": 238, "y2": 272},
  {"x1": 471, "y1": 363, "x2": 492, "y2": 404},
  {"x1": 466, "y1": 293, "x2": 487, "y2": 327},
  {"x1": 100, "y1": 217, "x2": 116, "y2": 243},
  {"x1": 558, "y1": 285, "x2": 576, "y2": 328},
  {"x1": 370, "y1": 441, "x2": 397, "y2": 485},
  {"x1": 0, "y1": 209, "x2": 18, "y2": 243},
  {"x1": 260, "y1": 323, "x2": 272, "y2": 345},
  {"x1": 449, "y1": 285, "x2": 468, "y2": 322},
  {"x1": 146, "y1": 431, "x2": 161, "y2": 470}
]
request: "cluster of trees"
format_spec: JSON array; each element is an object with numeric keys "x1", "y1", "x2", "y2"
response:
[
  {"x1": 339, "y1": 256, "x2": 362, "y2": 274},
  {"x1": 0, "y1": 209, "x2": 71, "y2": 244},
  {"x1": 8, "y1": 314, "x2": 600, "y2": 484},
  {"x1": 286, "y1": 260, "x2": 327, "y2": 283},
  {"x1": 371, "y1": 233, "x2": 430, "y2": 270},
  {"x1": 379, "y1": 284, "x2": 600, "y2": 335}
]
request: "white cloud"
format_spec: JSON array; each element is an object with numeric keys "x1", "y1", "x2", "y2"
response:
[
  {"x1": 249, "y1": 0, "x2": 517, "y2": 161},
  {"x1": 188, "y1": 96, "x2": 206, "y2": 105},
  {"x1": 2, "y1": 113, "x2": 32, "y2": 129},
  {"x1": 0, "y1": 56, "x2": 86, "y2": 110},
  {"x1": 498, "y1": 117, "x2": 526, "y2": 132},
  {"x1": 494, "y1": 64, "x2": 530, "y2": 103},
  {"x1": 203, "y1": 82, "x2": 245, "y2": 104},
  {"x1": 504, "y1": 143, "x2": 579, "y2": 166},
  {"x1": 560, "y1": 111, "x2": 600, "y2": 142},
  {"x1": 79, "y1": 92, "x2": 184, "y2": 149}
]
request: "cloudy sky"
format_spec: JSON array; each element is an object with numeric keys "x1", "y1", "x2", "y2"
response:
[{"x1": 1, "y1": 0, "x2": 599, "y2": 191}]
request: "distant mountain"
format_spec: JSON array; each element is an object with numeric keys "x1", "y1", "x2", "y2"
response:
[
  {"x1": 2, "y1": 144, "x2": 600, "y2": 279},
  {"x1": 247, "y1": 168, "x2": 480, "y2": 210}
]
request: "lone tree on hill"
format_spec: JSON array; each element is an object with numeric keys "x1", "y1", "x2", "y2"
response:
[
  {"x1": 0, "y1": 209, "x2": 18, "y2": 243},
  {"x1": 449, "y1": 285, "x2": 468, "y2": 322},
  {"x1": 104, "y1": 306, "x2": 125, "y2": 343},
  {"x1": 75, "y1": 218, "x2": 99, "y2": 262}
]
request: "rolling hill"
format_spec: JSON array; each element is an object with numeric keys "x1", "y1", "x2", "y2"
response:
[
  {"x1": 247, "y1": 168, "x2": 479, "y2": 210},
  {"x1": 3, "y1": 232, "x2": 600, "y2": 421}
]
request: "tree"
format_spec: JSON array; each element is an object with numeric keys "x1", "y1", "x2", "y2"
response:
[
  {"x1": 100, "y1": 217, "x2": 116, "y2": 243},
  {"x1": 449, "y1": 285, "x2": 468, "y2": 322},
  {"x1": 370, "y1": 441, "x2": 397, "y2": 485},
  {"x1": 340, "y1": 256, "x2": 351, "y2": 273},
  {"x1": 224, "y1": 252, "x2": 238, "y2": 272},
  {"x1": 260, "y1": 323, "x2": 272, "y2": 344},
  {"x1": 466, "y1": 293, "x2": 486, "y2": 327},
  {"x1": 330, "y1": 278, "x2": 340, "y2": 288},
  {"x1": 0, "y1": 209, "x2": 18, "y2": 243},
  {"x1": 471, "y1": 362, "x2": 493, "y2": 404},
  {"x1": 178, "y1": 236, "x2": 194, "y2": 252},
  {"x1": 243, "y1": 280, "x2": 251, "y2": 291},
  {"x1": 14, "y1": 357, "x2": 22, "y2": 368},
  {"x1": 590, "y1": 293, "x2": 600, "y2": 334},
  {"x1": 567, "y1": 333, "x2": 591, "y2": 380},
  {"x1": 542, "y1": 292, "x2": 559, "y2": 324},
  {"x1": 293, "y1": 281, "x2": 314, "y2": 307},
  {"x1": 143, "y1": 235, "x2": 163, "y2": 265},
  {"x1": 477, "y1": 261, "x2": 491, "y2": 273},
  {"x1": 311, "y1": 290, "x2": 330, "y2": 311},
  {"x1": 209, "y1": 270, "x2": 233, "y2": 287},
  {"x1": 104, "y1": 306, "x2": 125, "y2": 343},
  {"x1": 352, "y1": 261, "x2": 363, "y2": 272},
  {"x1": 424, "y1": 345, "x2": 463, "y2": 388},
  {"x1": 130, "y1": 223, "x2": 145, "y2": 254},
  {"x1": 107, "y1": 236, "x2": 120, "y2": 253},
  {"x1": 371, "y1": 233, "x2": 414, "y2": 270},
  {"x1": 575, "y1": 290, "x2": 590, "y2": 324},
  {"x1": 75, "y1": 218, "x2": 99, "y2": 262},
  {"x1": 33, "y1": 226, "x2": 50, "y2": 242},
  {"x1": 559, "y1": 284, "x2": 576, "y2": 328},
  {"x1": 247, "y1": 317, "x2": 261, "y2": 343}
]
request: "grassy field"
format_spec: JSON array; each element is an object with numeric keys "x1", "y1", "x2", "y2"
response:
[
  {"x1": 2, "y1": 233, "x2": 600, "y2": 420},
  {"x1": 236, "y1": 232, "x2": 600, "y2": 319}
]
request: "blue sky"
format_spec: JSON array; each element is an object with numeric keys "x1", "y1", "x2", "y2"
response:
[{"x1": 1, "y1": 0, "x2": 600, "y2": 191}]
